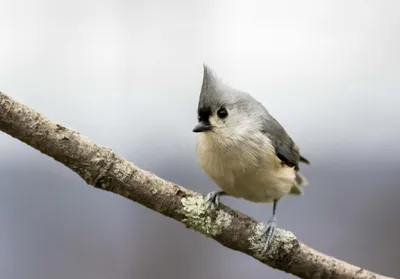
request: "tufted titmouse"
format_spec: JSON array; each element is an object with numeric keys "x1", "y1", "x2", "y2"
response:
[{"x1": 193, "y1": 65, "x2": 310, "y2": 247}]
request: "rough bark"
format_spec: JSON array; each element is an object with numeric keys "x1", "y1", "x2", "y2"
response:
[{"x1": 0, "y1": 91, "x2": 393, "y2": 279}]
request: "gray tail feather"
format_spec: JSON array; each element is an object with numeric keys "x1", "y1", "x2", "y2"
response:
[{"x1": 290, "y1": 172, "x2": 309, "y2": 195}]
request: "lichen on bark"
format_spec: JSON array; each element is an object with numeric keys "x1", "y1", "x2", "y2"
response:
[{"x1": 177, "y1": 195, "x2": 232, "y2": 237}]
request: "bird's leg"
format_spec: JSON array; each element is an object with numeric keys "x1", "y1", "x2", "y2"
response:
[
  {"x1": 205, "y1": 191, "x2": 227, "y2": 209},
  {"x1": 264, "y1": 199, "x2": 278, "y2": 249}
]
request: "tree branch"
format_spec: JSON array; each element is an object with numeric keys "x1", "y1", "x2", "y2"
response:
[{"x1": 0, "y1": 91, "x2": 393, "y2": 279}]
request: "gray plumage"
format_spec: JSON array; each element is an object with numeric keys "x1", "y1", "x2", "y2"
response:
[
  {"x1": 199, "y1": 64, "x2": 309, "y2": 170},
  {"x1": 260, "y1": 110, "x2": 309, "y2": 170},
  {"x1": 194, "y1": 64, "x2": 309, "y2": 202}
]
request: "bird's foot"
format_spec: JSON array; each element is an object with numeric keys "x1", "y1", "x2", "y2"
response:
[
  {"x1": 204, "y1": 191, "x2": 223, "y2": 209},
  {"x1": 263, "y1": 216, "x2": 277, "y2": 250}
]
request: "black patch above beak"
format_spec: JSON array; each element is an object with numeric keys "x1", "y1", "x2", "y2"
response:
[{"x1": 192, "y1": 121, "x2": 212, "y2": 133}]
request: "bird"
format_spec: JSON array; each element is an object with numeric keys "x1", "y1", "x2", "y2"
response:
[{"x1": 192, "y1": 64, "x2": 310, "y2": 248}]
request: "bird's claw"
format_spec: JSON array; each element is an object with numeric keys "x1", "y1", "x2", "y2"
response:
[
  {"x1": 263, "y1": 216, "x2": 277, "y2": 250},
  {"x1": 204, "y1": 191, "x2": 221, "y2": 209}
]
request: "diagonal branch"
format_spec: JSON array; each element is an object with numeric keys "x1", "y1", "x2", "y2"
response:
[{"x1": 0, "y1": 91, "x2": 393, "y2": 279}]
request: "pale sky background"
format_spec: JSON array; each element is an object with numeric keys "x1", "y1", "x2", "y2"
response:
[{"x1": 0, "y1": 0, "x2": 399, "y2": 278}]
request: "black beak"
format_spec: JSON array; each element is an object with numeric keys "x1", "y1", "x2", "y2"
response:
[{"x1": 192, "y1": 121, "x2": 212, "y2": 133}]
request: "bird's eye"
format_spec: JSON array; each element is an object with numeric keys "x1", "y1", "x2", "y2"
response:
[{"x1": 217, "y1": 107, "x2": 228, "y2": 119}]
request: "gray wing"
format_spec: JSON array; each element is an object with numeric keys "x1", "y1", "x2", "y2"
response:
[{"x1": 260, "y1": 110, "x2": 309, "y2": 170}]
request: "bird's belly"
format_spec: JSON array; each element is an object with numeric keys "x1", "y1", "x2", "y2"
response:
[
  {"x1": 196, "y1": 133, "x2": 297, "y2": 203},
  {"x1": 198, "y1": 148, "x2": 296, "y2": 203},
  {"x1": 219, "y1": 169, "x2": 295, "y2": 203}
]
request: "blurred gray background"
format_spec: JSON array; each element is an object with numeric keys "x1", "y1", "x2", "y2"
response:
[{"x1": 1, "y1": 0, "x2": 399, "y2": 278}]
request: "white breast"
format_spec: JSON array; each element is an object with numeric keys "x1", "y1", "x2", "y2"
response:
[{"x1": 196, "y1": 131, "x2": 296, "y2": 203}]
